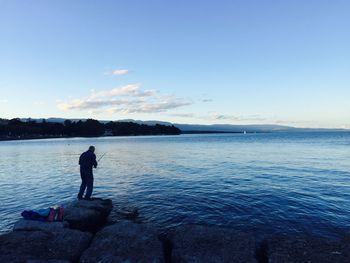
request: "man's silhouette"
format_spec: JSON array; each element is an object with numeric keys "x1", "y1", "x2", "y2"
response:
[{"x1": 78, "y1": 146, "x2": 97, "y2": 200}]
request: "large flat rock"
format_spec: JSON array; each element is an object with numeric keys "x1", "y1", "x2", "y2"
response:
[
  {"x1": 0, "y1": 228, "x2": 93, "y2": 263},
  {"x1": 13, "y1": 219, "x2": 67, "y2": 232},
  {"x1": 171, "y1": 225, "x2": 257, "y2": 263},
  {"x1": 80, "y1": 221, "x2": 164, "y2": 263},
  {"x1": 27, "y1": 260, "x2": 70, "y2": 263},
  {"x1": 64, "y1": 198, "x2": 112, "y2": 232},
  {"x1": 267, "y1": 235, "x2": 350, "y2": 263}
]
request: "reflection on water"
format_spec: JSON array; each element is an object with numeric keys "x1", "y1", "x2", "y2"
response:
[{"x1": 0, "y1": 132, "x2": 350, "y2": 238}]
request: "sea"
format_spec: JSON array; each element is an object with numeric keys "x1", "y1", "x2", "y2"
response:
[{"x1": 0, "y1": 132, "x2": 349, "y2": 239}]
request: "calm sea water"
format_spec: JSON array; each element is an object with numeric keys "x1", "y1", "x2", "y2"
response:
[{"x1": 0, "y1": 132, "x2": 350, "y2": 239}]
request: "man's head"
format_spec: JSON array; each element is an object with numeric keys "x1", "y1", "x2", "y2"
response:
[{"x1": 89, "y1": 146, "x2": 95, "y2": 153}]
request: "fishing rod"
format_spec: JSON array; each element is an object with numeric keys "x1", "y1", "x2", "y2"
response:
[{"x1": 97, "y1": 152, "x2": 107, "y2": 162}]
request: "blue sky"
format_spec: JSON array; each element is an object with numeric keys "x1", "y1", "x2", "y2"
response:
[{"x1": 0, "y1": 0, "x2": 349, "y2": 128}]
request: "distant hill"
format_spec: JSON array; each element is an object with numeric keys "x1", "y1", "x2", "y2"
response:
[
  {"x1": 17, "y1": 118, "x2": 348, "y2": 133},
  {"x1": 117, "y1": 119, "x2": 173, "y2": 126},
  {"x1": 174, "y1": 123, "x2": 295, "y2": 133},
  {"x1": 175, "y1": 123, "x2": 349, "y2": 133},
  {"x1": 106, "y1": 119, "x2": 293, "y2": 132}
]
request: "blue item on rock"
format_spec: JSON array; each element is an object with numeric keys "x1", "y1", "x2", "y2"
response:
[
  {"x1": 21, "y1": 209, "x2": 50, "y2": 221},
  {"x1": 21, "y1": 207, "x2": 64, "y2": 222}
]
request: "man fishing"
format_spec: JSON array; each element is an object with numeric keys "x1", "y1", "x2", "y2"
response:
[{"x1": 77, "y1": 146, "x2": 98, "y2": 200}]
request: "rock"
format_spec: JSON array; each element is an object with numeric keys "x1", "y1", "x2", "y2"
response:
[
  {"x1": 63, "y1": 208, "x2": 99, "y2": 232},
  {"x1": 64, "y1": 198, "x2": 112, "y2": 232},
  {"x1": 0, "y1": 228, "x2": 92, "y2": 263},
  {"x1": 70, "y1": 198, "x2": 113, "y2": 218},
  {"x1": 13, "y1": 219, "x2": 68, "y2": 232},
  {"x1": 27, "y1": 260, "x2": 70, "y2": 263},
  {"x1": 267, "y1": 235, "x2": 350, "y2": 263},
  {"x1": 171, "y1": 225, "x2": 257, "y2": 263},
  {"x1": 80, "y1": 221, "x2": 163, "y2": 263},
  {"x1": 117, "y1": 207, "x2": 139, "y2": 220}
]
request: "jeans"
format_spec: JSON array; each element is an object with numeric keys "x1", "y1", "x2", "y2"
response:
[{"x1": 78, "y1": 170, "x2": 94, "y2": 199}]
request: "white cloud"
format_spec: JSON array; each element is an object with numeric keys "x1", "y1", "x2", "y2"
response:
[
  {"x1": 58, "y1": 98, "x2": 138, "y2": 111},
  {"x1": 0, "y1": 99, "x2": 8, "y2": 103},
  {"x1": 90, "y1": 84, "x2": 156, "y2": 99},
  {"x1": 58, "y1": 84, "x2": 192, "y2": 114},
  {"x1": 108, "y1": 98, "x2": 192, "y2": 114},
  {"x1": 207, "y1": 113, "x2": 268, "y2": 122},
  {"x1": 208, "y1": 113, "x2": 239, "y2": 121},
  {"x1": 111, "y1": 69, "x2": 129, "y2": 75}
]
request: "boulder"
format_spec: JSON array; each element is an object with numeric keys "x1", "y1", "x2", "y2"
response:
[
  {"x1": 266, "y1": 235, "x2": 350, "y2": 263},
  {"x1": 13, "y1": 219, "x2": 68, "y2": 232},
  {"x1": 27, "y1": 260, "x2": 70, "y2": 263},
  {"x1": 70, "y1": 198, "x2": 113, "y2": 218},
  {"x1": 64, "y1": 198, "x2": 112, "y2": 232},
  {"x1": 80, "y1": 221, "x2": 163, "y2": 263},
  {"x1": 171, "y1": 225, "x2": 257, "y2": 263},
  {"x1": 0, "y1": 228, "x2": 92, "y2": 263}
]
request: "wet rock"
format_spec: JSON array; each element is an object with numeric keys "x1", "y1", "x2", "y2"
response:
[
  {"x1": 0, "y1": 228, "x2": 92, "y2": 263},
  {"x1": 27, "y1": 260, "x2": 70, "y2": 263},
  {"x1": 64, "y1": 198, "x2": 112, "y2": 232},
  {"x1": 267, "y1": 235, "x2": 350, "y2": 263},
  {"x1": 80, "y1": 221, "x2": 163, "y2": 263},
  {"x1": 13, "y1": 219, "x2": 68, "y2": 232},
  {"x1": 70, "y1": 198, "x2": 113, "y2": 218},
  {"x1": 117, "y1": 207, "x2": 139, "y2": 220},
  {"x1": 171, "y1": 225, "x2": 257, "y2": 263}
]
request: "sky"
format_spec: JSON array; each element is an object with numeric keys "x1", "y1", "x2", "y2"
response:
[{"x1": 0, "y1": 0, "x2": 349, "y2": 128}]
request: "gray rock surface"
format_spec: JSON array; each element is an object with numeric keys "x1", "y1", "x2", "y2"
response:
[
  {"x1": 80, "y1": 221, "x2": 163, "y2": 263},
  {"x1": 13, "y1": 219, "x2": 67, "y2": 232},
  {"x1": 267, "y1": 235, "x2": 350, "y2": 263},
  {"x1": 71, "y1": 198, "x2": 113, "y2": 218},
  {"x1": 0, "y1": 228, "x2": 92, "y2": 263},
  {"x1": 27, "y1": 260, "x2": 70, "y2": 263},
  {"x1": 5, "y1": 197, "x2": 350, "y2": 263},
  {"x1": 64, "y1": 198, "x2": 112, "y2": 232},
  {"x1": 171, "y1": 225, "x2": 257, "y2": 263}
]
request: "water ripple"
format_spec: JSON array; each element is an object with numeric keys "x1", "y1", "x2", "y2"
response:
[{"x1": 1, "y1": 132, "x2": 350, "y2": 239}]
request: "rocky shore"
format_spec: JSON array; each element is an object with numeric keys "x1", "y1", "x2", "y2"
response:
[{"x1": 0, "y1": 198, "x2": 349, "y2": 263}]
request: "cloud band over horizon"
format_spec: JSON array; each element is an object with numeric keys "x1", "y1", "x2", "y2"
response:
[{"x1": 58, "y1": 84, "x2": 193, "y2": 114}]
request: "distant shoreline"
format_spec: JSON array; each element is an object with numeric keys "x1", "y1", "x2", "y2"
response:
[
  {"x1": 0, "y1": 135, "x2": 73, "y2": 141},
  {"x1": 0, "y1": 118, "x2": 182, "y2": 141},
  {"x1": 0, "y1": 134, "x2": 179, "y2": 142},
  {"x1": 0, "y1": 131, "x2": 251, "y2": 142},
  {"x1": 181, "y1": 130, "x2": 244, "y2": 134}
]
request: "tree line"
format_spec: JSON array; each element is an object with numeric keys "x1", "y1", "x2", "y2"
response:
[{"x1": 0, "y1": 118, "x2": 181, "y2": 139}]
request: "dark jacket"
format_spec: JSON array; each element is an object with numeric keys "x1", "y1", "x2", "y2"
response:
[{"x1": 79, "y1": 150, "x2": 97, "y2": 174}]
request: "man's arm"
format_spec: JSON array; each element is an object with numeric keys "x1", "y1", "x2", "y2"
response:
[{"x1": 92, "y1": 154, "x2": 97, "y2": 168}]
